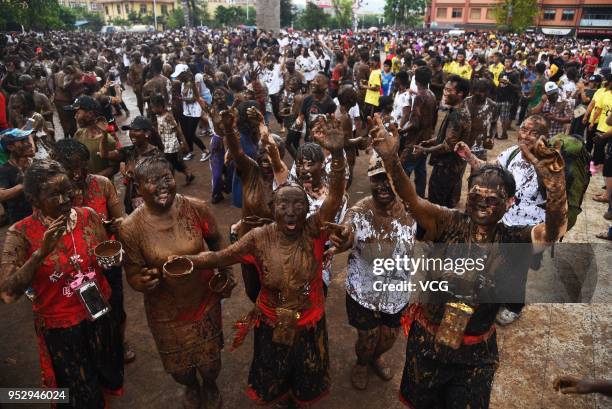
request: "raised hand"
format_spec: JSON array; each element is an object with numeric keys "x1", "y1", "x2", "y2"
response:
[
  {"x1": 454, "y1": 141, "x2": 472, "y2": 159},
  {"x1": 370, "y1": 114, "x2": 399, "y2": 159},
  {"x1": 218, "y1": 108, "x2": 238, "y2": 135},
  {"x1": 312, "y1": 115, "x2": 345, "y2": 152},
  {"x1": 553, "y1": 376, "x2": 593, "y2": 394},
  {"x1": 520, "y1": 136, "x2": 564, "y2": 188},
  {"x1": 40, "y1": 216, "x2": 67, "y2": 257},
  {"x1": 321, "y1": 221, "x2": 353, "y2": 255}
]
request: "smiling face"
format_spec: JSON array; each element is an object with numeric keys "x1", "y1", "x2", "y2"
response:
[
  {"x1": 129, "y1": 129, "x2": 149, "y2": 147},
  {"x1": 60, "y1": 154, "x2": 88, "y2": 190},
  {"x1": 137, "y1": 165, "x2": 177, "y2": 211},
  {"x1": 37, "y1": 174, "x2": 75, "y2": 219},
  {"x1": 517, "y1": 118, "x2": 540, "y2": 147},
  {"x1": 370, "y1": 173, "x2": 395, "y2": 205},
  {"x1": 443, "y1": 81, "x2": 461, "y2": 106},
  {"x1": 466, "y1": 182, "x2": 513, "y2": 226},
  {"x1": 274, "y1": 186, "x2": 309, "y2": 238},
  {"x1": 295, "y1": 156, "x2": 323, "y2": 190}
]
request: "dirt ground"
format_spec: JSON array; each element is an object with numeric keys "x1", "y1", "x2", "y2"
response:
[{"x1": 0, "y1": 87, "x2": 610, "y2": 409}]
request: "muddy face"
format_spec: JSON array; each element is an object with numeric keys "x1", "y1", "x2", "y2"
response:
[
  {"x1": 295, "y1": 158, "x2": 323, "y2": 191},
  {"x1": 274, "y1": 186, "x2": 309, "y2": 238},
  {"x1": 443, "y1": 81, "x2": 461, "y2": 106},
  {"x1": 37, "y1": 174, "x2": 75, "y2": 219},
  {"x1": 7, "y1": 139, "x2": 35, "y2": 159},
  {"x1": 138, "y1": 167, "x2": 177, "y2": 211},
  {"x1": 256, "y1": 148, "x2": 273, "y2": 180},
  {"x1": 465, "y1": 183, "x2": 512, "y2": 226},
  {"x1": 75, "y1": 109, "x2": 96, "y2": 128},
  {"x1": 129, "y1": 129, "x2": 150, "y2": 147},
  {"x1": 517, "y1": 119, "x2": 539, "y2": 147},
  {"x1": 60, "y1": 155, "x2": 88, "y2": 190},
  {"x1": 370, "y1": 173, "x2": 395, "y2": 205}
]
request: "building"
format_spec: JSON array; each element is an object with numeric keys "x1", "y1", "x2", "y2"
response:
[
  {"x1": 425, "y1": 0, "x2": 612, "y2": 37},
  {"x1": 99, "y1": 0, "x2": 176, "y2": 24},
  {"x1": 57, "y1": 0, "x2": 103, "y2": 13}
]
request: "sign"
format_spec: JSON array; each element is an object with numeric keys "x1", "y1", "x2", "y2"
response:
[
  {"x1": 577, "y1": 28, "x2": 612, "y2": 36},
  {"x1": 541, "y1": 28, "x2": 573, "y2": 36}
]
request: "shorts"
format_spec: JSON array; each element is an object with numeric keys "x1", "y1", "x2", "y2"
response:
[
  {"x1": 498, "y1": 101, "x2": 512, "y2": 122},
  {"x1": 247, "y1": 317, "x2": 330, "y2": 405},
  {"x1": 165, "y1": 152, "x2": 187, "y2": 173},
  {"x1": 346, "y1": 292, "x2": 405, "y2": 331},
  {"x1": 399, "y1": 322, "x2": 497, "y2": 409},
  {"x1": 603, "y1": 140, "x2": 612, "y2": 178},
  {"x1": 43, "y1": 315, "x2": 124, "y2": 408}
]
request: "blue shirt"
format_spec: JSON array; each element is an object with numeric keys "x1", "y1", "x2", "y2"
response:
[
  {"x1": 381, "y1": 71, "x2": 395, "y2": 97},
  {"x1": 231, "y1": 131, "x2": 258, "y2": 208}
]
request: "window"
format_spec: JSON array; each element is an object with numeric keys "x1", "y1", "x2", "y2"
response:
[
  {"x1": 116, "y1": 4, "x2": 120, "y2": 14},
  {"x1": 140, "y1": 4, "x2": 147, "y2": 13},
  {"x1": 561, "y1": 9, "x2": 575, "y2": 21},
  {"x1": 90, "y1": 2, "x2": 98, "y2": 10},
  {"x1": 436, "y1": 7, "x2": 447, "y2": 19},
  {"x1": 452, "y1": 8, "x2": 463, "y2": 19},
  {"x1": 543, "y1": 9, "x2": 556, "y2": 20},
  {"x1": 105, "y1": 5, "x2": 109, "y2": 14},
  {"x1": 161, "y1": 4, "x2": 168, "y2": 15},
  {"x1": 470, "y1": 8, "x2": 481, "y2": 20},
  {"x1": 486, "y1": 8, "x2": 495, "y2": 20}
]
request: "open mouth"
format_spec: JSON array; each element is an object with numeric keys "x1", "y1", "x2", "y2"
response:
[{"x1": 156, "y1": 191, "x2": 170, "y2": 205}]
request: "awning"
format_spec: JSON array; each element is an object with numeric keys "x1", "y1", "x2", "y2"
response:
[
  {"x1": 75, "y1": 20, "x2": 89, "y2": 27},
  {"x1": 541, "y1": 27, "x2": 573, "y2": 36}
]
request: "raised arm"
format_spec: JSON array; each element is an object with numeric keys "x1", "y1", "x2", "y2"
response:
[
  {"x1": 522, "y1": 138, "x2": 568, "y2": 252},
  {"x1": 216, "y1": 108, "x2": 258, "y2": 179},
  {"x1": 370, "y1": 115, "x2": 444, "y2": 234},
  {"x1": 260, "y1": 123, "x2": 288, "y2": 185},
  {"x1": 312, "y1": 117, "x2": 346, "y2": 223}
]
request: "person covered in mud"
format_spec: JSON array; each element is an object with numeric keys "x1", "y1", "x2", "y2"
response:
[
  {"x1": 280, "y1": 76, "x2": 305, "y2": 159},
  {"x1": 119, "y1": 155, "x2": 233, "y2": 409},
  {"x1": 339, "y1": 152, "x2": 416, "y2": 391},
  {"x1": 174, "y1": 117, "x2": 349, "y2": 408},
  {"x1": 215, "y1": 106, "x2": 285, "y2": 302},
  {"x1": 0, "y1": 159, "x2": 124, "y2": 408},
  {"x1": 204, "y1": 86, "x2": 232, "y2": 204},
  {"x1": 335, "y1": 85, "x2": 367, "y2": 186},
  {"x1": 52, "y1": 138, "x2": 136, "y2": 363},
  {"x1": 463, "y1": 79, "x2": 499, "y2": 161},
  {"x1": 369, "y1": 114, "x2": 568, "y2": 409}
]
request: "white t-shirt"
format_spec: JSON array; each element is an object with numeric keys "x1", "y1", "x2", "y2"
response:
[
  {"x1": 296, "y1": 54, "x2": 318, "y2": 82},
  {"x1": 260, "y1": 63, "x2": 283, "y2": 95},
  {"x1": 392, "y1": 90, "x2": 412, "y2": 124},
  {"x1": 181, "y1": 83, "x2": 202, "y2": 118},
  {"x1": 333, "y1": 97, "x2": 360, "y2": 131},
  {"x1": 497, "y1": 146, "x2": 546, "y2": 227}
]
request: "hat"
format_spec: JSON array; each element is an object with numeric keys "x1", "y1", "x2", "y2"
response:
[
  {"x1": 81, "y1": 74, "x2": 101, "y2": 85},
  {"x1": 0, "y1": 128, "x2": 33, "y2": 150},
  {"x1": 367, "y1": 152, "x2": 386, "y2": 177},
  {"x1": 121, "y1": 116, "x2": 153, "y2": 131},
  {"x1": 171, "y1": 63, "x2": 189, "y2": 78},
  {"x1": 589, "y1": 74, "x2": 602, "y2": 83},
  {"x1": 64, "y1": 95, "x2": 101, "y2": 112},
  {"x1": 544, "y1": 81, "x2": 559, "y2": 95}
]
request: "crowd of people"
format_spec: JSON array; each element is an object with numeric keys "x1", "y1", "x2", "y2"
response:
[{"x1": 0, "y1": 27, "x2": 611, "y2": 409}]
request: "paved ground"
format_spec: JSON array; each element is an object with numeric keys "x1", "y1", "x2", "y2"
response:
[{"x1": 0, "y1": 87, "x2": 611, "y2": 409}]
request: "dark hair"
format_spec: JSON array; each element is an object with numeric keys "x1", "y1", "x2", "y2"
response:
[
  {"x1": 150, "y1": 57, "x2": 163, "y2": 74},
  {"x1": 414, "y1": 66, "x2": 432, "y2": 86},
  {"x1": 395, "y1": 70, "x2": 409, "y2": 88},
  {"x1": 524, "y1": 114, "x2": 549, "y2": 137},
  {"x1": 535, "y1": 62, "x2": 546, "y2": 75},
  {"x1": 447, "y1": 75, "x2": 470, "y2": 99},
  {"x1": 337, "y1": 85, "x2": 357, "y2": 106},
  {"x1": 379, "y1": 95, "x2": 394, "y2": 112},
  {"x1": 468, "y1": 164, "x2": 516, "y2": 198},
  {"x1": 296, "y1": 142, "x2": 324, "y2": 164},
  {"x1": 273, "y1": 182, "x2": 308, "y2": 205},
  {"x1": 23, "y1": 159, "x2": 67, "y2": 203},
  {"x1": 472, "y1": 78, "x2": 491, "y2": 93},
  {"x1": 383, "y1": 59, "x2": 392, "y2": 67},
  {"x1": 52, "y1": 138, "x2": 90, "y2": 163},
  {"x1": 134, "y1": 154, "x2": 173, "y2": 182},
  {"x1": 414, "y1": 59, "x2": 427, "y2": 67},
  {"x1": 150, "y1": 94, "x2": 166, "y2": 108}
]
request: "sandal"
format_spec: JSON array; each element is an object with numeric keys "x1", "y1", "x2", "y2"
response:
[{"x1": 593, "y1": 194, "x2": 608, "y2": 203}]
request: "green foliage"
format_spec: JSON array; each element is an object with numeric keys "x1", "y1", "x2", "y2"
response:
[
  {"x1": 110, "y1": 17, "x2": 129, "y2": 27},
  {"x1": 495, "y1": 0, "x2": 538, "y2": 32},
  {"x1": 167, "y1": 3, "x2": 210, "y2": 29},
  {"x1": 0, "y1": 0, "x2": 70, "y2": 31},
  {"x1": 296, "y1": 2, "x2": 329, "y2": 30},
  {"x1": 214, "y1": 5, "x2": 255, "y2": 27},
  {"x1": 280, "y1": 0, "x2": 296, "y2": 28},
  {"x1": 332, "y1": 0, "x2": 353, "y2": 29},
  {"x1": 383, "y1": 0, "x2": 427, "y2": 28}
]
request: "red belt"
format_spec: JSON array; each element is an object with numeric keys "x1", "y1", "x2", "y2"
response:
[{"x1": 401, "y1": 304, "x2": 495, "y2": 346}]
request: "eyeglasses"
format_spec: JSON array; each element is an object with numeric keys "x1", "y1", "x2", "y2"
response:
[{"x1": 519, "y1": 125, "x2": 537, "y2": 134}]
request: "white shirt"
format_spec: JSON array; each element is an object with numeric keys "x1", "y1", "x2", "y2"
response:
[
  {"x1": 296, "y1": 54, "x2": 318, "y2": 82},
  {"x1": 497, "y1": 146, "x2": 546, "y2": 226},
  {"x1": 260, "y1": 63, "x2": 283, "y2": 95},
  {"x1": 181, "y1": 83, "x2": 202, "y2": 118},
  {"x1": 392, "y1": 90, "x2": 412, "y2": 124},
  {"x1": 333, "y1": 97, "x2": 360, "y2": 131}
]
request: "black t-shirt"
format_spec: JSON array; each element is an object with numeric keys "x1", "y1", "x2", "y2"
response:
[
  {"x1": 0, "y1": 162, "x2": 32, "y2": 224},
  {"x1": 496, "y1": 69, "x2": 520, "y2": 102},
  {"x1": 300, "y1": 95, "x2": 337, "y2": 139}
]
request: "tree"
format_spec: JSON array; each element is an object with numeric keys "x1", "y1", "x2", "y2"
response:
[
  {"x1": 332, "y1": 0, "x2": 353, "y2": 29},
  {"x1": 280, "y1": 0, "x2": 296, "y2": 27},
  {"x1": 72, "y1": 6, "x2": 104, "y2": 31},
  {"x1": 495, "y1": 0, "x2": 537, "y2": 32},
  {"x1": 297, "y1": 2, "x2": 328, "y2": 30},
  {"x1": 0, "y1": 0, "x2": 69, "y2": 31},
  {"x1": 383, "y1": 0, "x2": 428, "y2": 28}
]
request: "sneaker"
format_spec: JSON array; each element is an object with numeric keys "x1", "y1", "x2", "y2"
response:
[
  {"x1": 496, "y1": 308, "x2": 520, "y2": 326},
  {"x1": 183, "y1": 152, "x2": 194, "y2": 161},
  {"x1": 350, "y1": 363, "x2": 369, "y2": 390},
  {"x1": 200, "y1": 151, "x2": 211, "y2": 162}
]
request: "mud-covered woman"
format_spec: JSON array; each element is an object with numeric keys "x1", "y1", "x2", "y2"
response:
[
  {"x1": 0, "y1": 159, "x2": 124, "y2": 408},
  {"x1": 119, "y1": 155, "x2": 233, "y2": 409},
  {"x1": 173, "y1": 117, "x2": 348, "y2": 408}
]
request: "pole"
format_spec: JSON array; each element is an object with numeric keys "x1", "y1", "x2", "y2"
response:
[
  {"x1": 153, "y1": 0, "x2": 158, "y2": 30},
  {"x1": 246, "y1": 0, "x2": 249, "y2": 21}
]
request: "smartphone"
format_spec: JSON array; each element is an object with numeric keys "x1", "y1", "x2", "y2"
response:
[{"x1": 78, "y1": 280, "x2": 110, "y2": 321}]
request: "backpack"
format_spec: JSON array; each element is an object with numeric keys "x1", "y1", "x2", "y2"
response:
[{"x1": 504, "y1": 133, "x2": 591, "y2": 231}]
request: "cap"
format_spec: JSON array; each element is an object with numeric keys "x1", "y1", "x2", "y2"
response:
[
  {"x1": 589, "y1": 74, "x2": 602, "y2": 83},
  {"x1": 544, "y1": 81, "x2": 559, "y2": 95},
  {"x1": 64, "y1": 95, "x2": 101, "y2": 112},
  {"x1": 0, "y1": 128, "x2": 33, "y2": 150},
  {"x1": 18, "y1": 74, "x2": 33, "y2": 86},
  {"x1": 171, "y1": 63, "x2": 189, "y2": 78},
  {"x1": 81, "y1": 74, "x2": 101, "y2": 85},
  {"x1": 121, "y1": 116, "x2": 153, "y2": 131},
  {"x1": 367, "y1": 151, "x2": 386, "y2": 177}
]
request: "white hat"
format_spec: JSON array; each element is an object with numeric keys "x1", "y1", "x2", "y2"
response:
[
  {"x1": 367, "y1": 152, "x2": 386, "y2": 177},
  {"x1": 544, "y1": 81, "x2": 559, "y2": 95},
  {"x1": 171, "y1": 63, "x2": 189, "y2": 79}
]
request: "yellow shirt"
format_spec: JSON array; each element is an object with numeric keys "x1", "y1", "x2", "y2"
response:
[
  {"x1": 595, "y1": 89, "x2": 612, "y2": 133},
  {"x1": 365, "y1": 69, "x2": 381, "y2": 107},
  {"x1": 443, "y1": 62, "x2": 453, "y2": 74},
  {"x1": 590, "y1": 88, "x2": 605, "y2": 123},
  {"x1": 391, "y1": 56, "x2": 401, "y2": 74},
  {"x1": 489, "y1": 63, "x2": 504, "y2": 86},
  {"x1": 449, "y1": 61, "x2": 473, "y2": 80}
]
